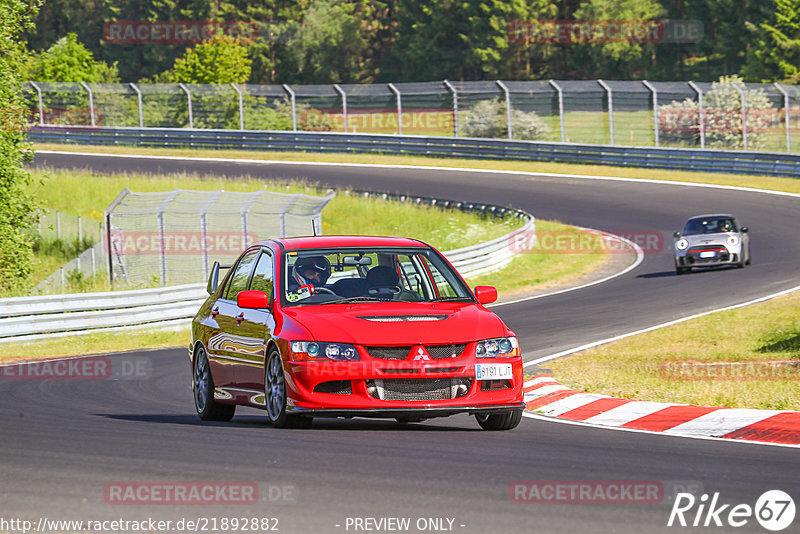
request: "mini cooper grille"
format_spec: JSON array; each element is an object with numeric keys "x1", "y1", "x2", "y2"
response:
[
  {"x1": 366, "y1": 378, "x2": 472, "y2": 401},
  {"x1": 366, "y1": 346, "x2": 412, "y2": 360},
  {"x1": 426, "y1": 344, "x2": 467, "y2": 359},
  {"x1": 313, "y1": 380, "x2": 352, "y2": 394},
  {"x1": 688, "y1": 245, "x2": 727, "y2": 253}
]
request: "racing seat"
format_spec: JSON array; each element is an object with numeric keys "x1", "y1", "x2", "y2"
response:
[
  {"x1": 365, "y1": 266, "x2": 420, "y2": 301},
  {"x1": 330, "y1": 277, "x2": 367, "y2": 297}
]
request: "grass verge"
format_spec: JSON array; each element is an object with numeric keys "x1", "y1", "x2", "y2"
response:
[{"x1": 547, "y1": 290, "x2": 800, "y2": 411}]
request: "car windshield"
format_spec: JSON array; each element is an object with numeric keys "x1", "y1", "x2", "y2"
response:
[
  {"x1": 682, "y1": 217, "x2": 737, "y2": 236},
  {"x1": 282, "y1": 246, "x2": 474, "y2": 306}
]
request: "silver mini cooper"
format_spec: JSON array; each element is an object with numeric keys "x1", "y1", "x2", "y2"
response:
[{"x1": 674, "y1": 214, "x2": 750, "y2": 275}]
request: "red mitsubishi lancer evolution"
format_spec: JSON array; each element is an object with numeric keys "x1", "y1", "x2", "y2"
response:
[{"x1": 190, "y1": 235, "x2": 524, "y2": 430}]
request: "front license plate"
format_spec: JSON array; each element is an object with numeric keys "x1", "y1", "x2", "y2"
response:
[
  {"x1": 699, "y1": 251, "x2": 716, "y2": 258},
  {"x1": 476, "y1": 363, "x2": 513, "y2": 381}
]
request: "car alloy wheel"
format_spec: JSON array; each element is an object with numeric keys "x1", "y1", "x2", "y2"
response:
[
  {"x1": 193, "y1": 345, "x2": 235, "y2": 421},
  {"x1": 264, "y1": 348, "x2": 312, "y2": 429}
]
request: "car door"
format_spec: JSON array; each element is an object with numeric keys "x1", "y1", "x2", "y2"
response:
[
  {"x1": 234, "y1": 249, "x2": 277, "y2": 392},
  {"x1": 206, "y1": 248, "x2": 261, "y2": 390}
]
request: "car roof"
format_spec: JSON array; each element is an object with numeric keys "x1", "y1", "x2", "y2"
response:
[
  {"x1": 685, "y1": 214, "x2": 735, "y2": 221},
  {"x1": 257, "y1": 235, "x2": 430, "y2": 250}
]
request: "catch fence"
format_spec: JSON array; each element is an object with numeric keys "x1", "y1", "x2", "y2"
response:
[{"x1": 24, "y1": 80, "x2": 800, "y2": 153}]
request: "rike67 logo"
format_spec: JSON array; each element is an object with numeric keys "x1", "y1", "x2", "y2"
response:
[{"x1": 668, "y1": 490, "x2": 795, "y2": 531}]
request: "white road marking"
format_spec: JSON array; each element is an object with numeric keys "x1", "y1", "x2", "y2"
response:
[
  {"x1": 666, "y1": 409, "x2": 786, "y2": 437},
  {"x1": 582, "y1": 401, "x2": 678, "y2": 427}
]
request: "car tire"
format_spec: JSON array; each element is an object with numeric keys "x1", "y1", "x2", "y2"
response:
[
  {"x1": 264, "y1": 348, "x2": 312, "y2": 429},
  {"x1": 475, "y1": 409, "x2": 522, "y2": 431},
  {"x1": 676, "y1": 266, "x2": 689, "y2": 275},
  {"x1": 193, "y1": 345, "x2": 235, "y2": 422},
  {"x1": 745, "y1": 246, "x2": 751, "y2": 265}
]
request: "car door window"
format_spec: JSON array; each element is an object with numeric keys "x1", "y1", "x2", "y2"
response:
[
  {"x1": 249, "y1": 251, "x2": 274, "y2": 298},
  {"x1": 223, "y1": 249, "x2": 260, "y2": 301}
]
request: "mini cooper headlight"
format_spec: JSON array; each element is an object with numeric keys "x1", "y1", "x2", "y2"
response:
[
  {"x1": 676, "y1": 239, "x2": 689, "y2": 251},
  {"x1": 476, "y1": 336, "x2": 519, "y2": 358},
  {"x1": 290, "y1": 341, "x2": 360, "y2": 361},
  {"x1": 727, "y1": 235, "x2": 739, "y2": 246}
]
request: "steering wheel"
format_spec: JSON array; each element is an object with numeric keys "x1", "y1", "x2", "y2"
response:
[{"x1": 314, "y1": 287, "x2": 337, "y2": 295}]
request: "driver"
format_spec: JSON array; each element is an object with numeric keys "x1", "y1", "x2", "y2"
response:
[{"x1": 292, "y1": 256, "x2": 331, "y2": 289}]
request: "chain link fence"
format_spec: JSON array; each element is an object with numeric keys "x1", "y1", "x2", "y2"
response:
[
  {"x1": 24, "y1": 80, "x2": 800, "y2": 153},
  {"x1": 105, "y1": 188, "x2": 335, "y2": 287}
]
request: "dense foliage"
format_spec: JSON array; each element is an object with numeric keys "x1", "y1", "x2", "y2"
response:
[
  {"x1": 20, "y1": 0, "x2": 800, "y2": 84},
  {"x1": 1, "y1": 0, "x2": 40, "y2": 291}
]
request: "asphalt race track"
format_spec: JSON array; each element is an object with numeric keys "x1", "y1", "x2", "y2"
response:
[{"x1": 0, "y1": 151, "x2": 797, "y2": 533}]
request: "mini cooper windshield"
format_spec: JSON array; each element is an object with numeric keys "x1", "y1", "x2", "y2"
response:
[{"x1": 283, "y1": 247, "x2": 474, "y2": 305}]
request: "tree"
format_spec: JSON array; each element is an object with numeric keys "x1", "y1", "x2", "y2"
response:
[
  {"x1": 0, "y1": 0, "x2": 40, "y2": 292},
  {"x1": 286, "y1": 0, "x2": 369, "y2": 84},
  {"x1": 571, "y1": 0, "x2": 666, "y2": 79},
  {"x1": 743, "y1": 0, "x2": 800, "y2": 83},
  {"x1": 28, "y1": 33, "x2": 119, "y2": 82},
  {"x1": 161, "y1": 33, "x2": 252, "y2": 84}
]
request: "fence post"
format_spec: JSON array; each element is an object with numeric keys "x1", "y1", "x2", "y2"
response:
[
  {"x1": 774, "y1": 82, "x2": 791, "y2": 152},
  {"x1": 443, "y1": 80, "x2": 458, "y2": 137},
  {"x1": 732, "y1": 82, "x2": 748, "y2": 150},
  {"x1": 56, "y1": 211, "x2": 61, "y2": 239},
  {"x1": 129, "y1": 83, "x2": 144, "y2": 127},
  {"x1": 642, "y1": 80, "x2": 659, "y2": 147},
  {"x1": 388, "y1": 83, "x2": 402, "y2": 134},
  {"x1": 688, "y1": 81, "x2": 705, "y2": 149},
  {"x1": 178, "y1": 83, "x2": 193, "y2": 129},
  {"x1": 283, "y1": 84, "x2": 297, "y2": 131},
  {"x1": 29, "y1": 82, "x2": 44, "y2": 126},
  {"x1": 548, "y1": 80, "x2": 565, "y2": 143},
  {"x1": 333, "y1": 84, "x2": 347, "y2": 133},
  {"x1": 79, "y1": 82, "x2": 96, "y2": 127},
  {"x1": 230, "y1": 82, "x2": 245, "y2": 130},
  {"x1": 597, "y1": 79, "x2": 614, "y2": 144},
  {"x1": 496, "y1": 80, "x2": 513, "y2": 140}
]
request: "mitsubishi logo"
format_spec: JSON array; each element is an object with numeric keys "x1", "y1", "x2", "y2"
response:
[{"x1": 413, "y1": 346, "x2": 430, "y2": 361}]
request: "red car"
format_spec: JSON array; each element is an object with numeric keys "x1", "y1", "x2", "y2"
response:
[{"x1": 190, "y1": 235, "x2": 524, "y2": 430}]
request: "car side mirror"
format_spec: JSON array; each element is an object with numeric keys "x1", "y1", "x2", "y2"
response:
[
  {"x1": 740, "y1": 226, "x2": 748, "y2": 233},
  {"x1": 474, "y1": 286, "x2": 497, "y2": 305},
  {"x1": 238, "y1": 290, "x2": 270, "y2": 309},
  {"x1": 207, "y1": 261, "x2": 221, "y2": 294},
  {"x1": 673, "y1": 231, "x2": 681, "y2": 238}
]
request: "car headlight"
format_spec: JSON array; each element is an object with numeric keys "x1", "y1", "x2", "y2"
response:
[
  {"x1": 476, "y1": 337, "x2": 519, "y2": 358},
  {"x1": 727, "y1": 235, "x2": 739, "y2": 246},
  {"x1": 290, "y1": 341, "x2": 360, "y2": 361},
  {"x1": 676, "y1": 239, "x2": 689, "y2": 251}
]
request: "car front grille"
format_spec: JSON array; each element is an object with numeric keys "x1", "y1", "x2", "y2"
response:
[
  {"x1": 366, "y1": 346, "x2": 412, "y2": 360},
  {"x1": 426, "y1": 344, "x2": 468, "y2": 359},
  {"x1": 366, "y1": 378, "x2": 472, "y2": 401},
  {"x1": 366, "y1": 344, "x2": 468, "y2": 360},
  {"x1": 313, "y1": 380, "x2": 352, "y2": 394}
]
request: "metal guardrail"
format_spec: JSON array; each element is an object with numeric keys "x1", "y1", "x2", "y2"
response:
[
  {"x1": 29, "y1": 125, "x2": 800, "y2": 177},
  {"x1": 0, "y1": 205, "x2": 535, "y2": 343}
]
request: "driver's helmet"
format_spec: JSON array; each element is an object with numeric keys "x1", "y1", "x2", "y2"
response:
[
  {"x1": 292, "y1": 255, "x2": 331, "y2": 287},
  {"x1": 719, "y1": 220, "x2": 732, "y2": 232}
]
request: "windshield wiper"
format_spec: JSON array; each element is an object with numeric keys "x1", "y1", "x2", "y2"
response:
[
  {"x1": 321, "y1": 296, "x2": 385, "y2": 304},
  {"x1": 431, "y1": 296, "x2": 473, "y2": 302}
]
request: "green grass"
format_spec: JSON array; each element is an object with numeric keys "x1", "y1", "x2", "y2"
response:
[
  {"x1": 33, "y1": 142, "x2": 800, "y2": 195},
  {"x1": 547, "y1": 291, "x2": 800, "y2": 411}
]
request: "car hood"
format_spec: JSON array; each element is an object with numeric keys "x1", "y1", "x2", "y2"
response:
[
  {"x1": 681, "y1": 232, "x2": 738, "y2": 245},
  {"x1": 281, "y1": 302, "x2": 509, "y2": 345}
]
